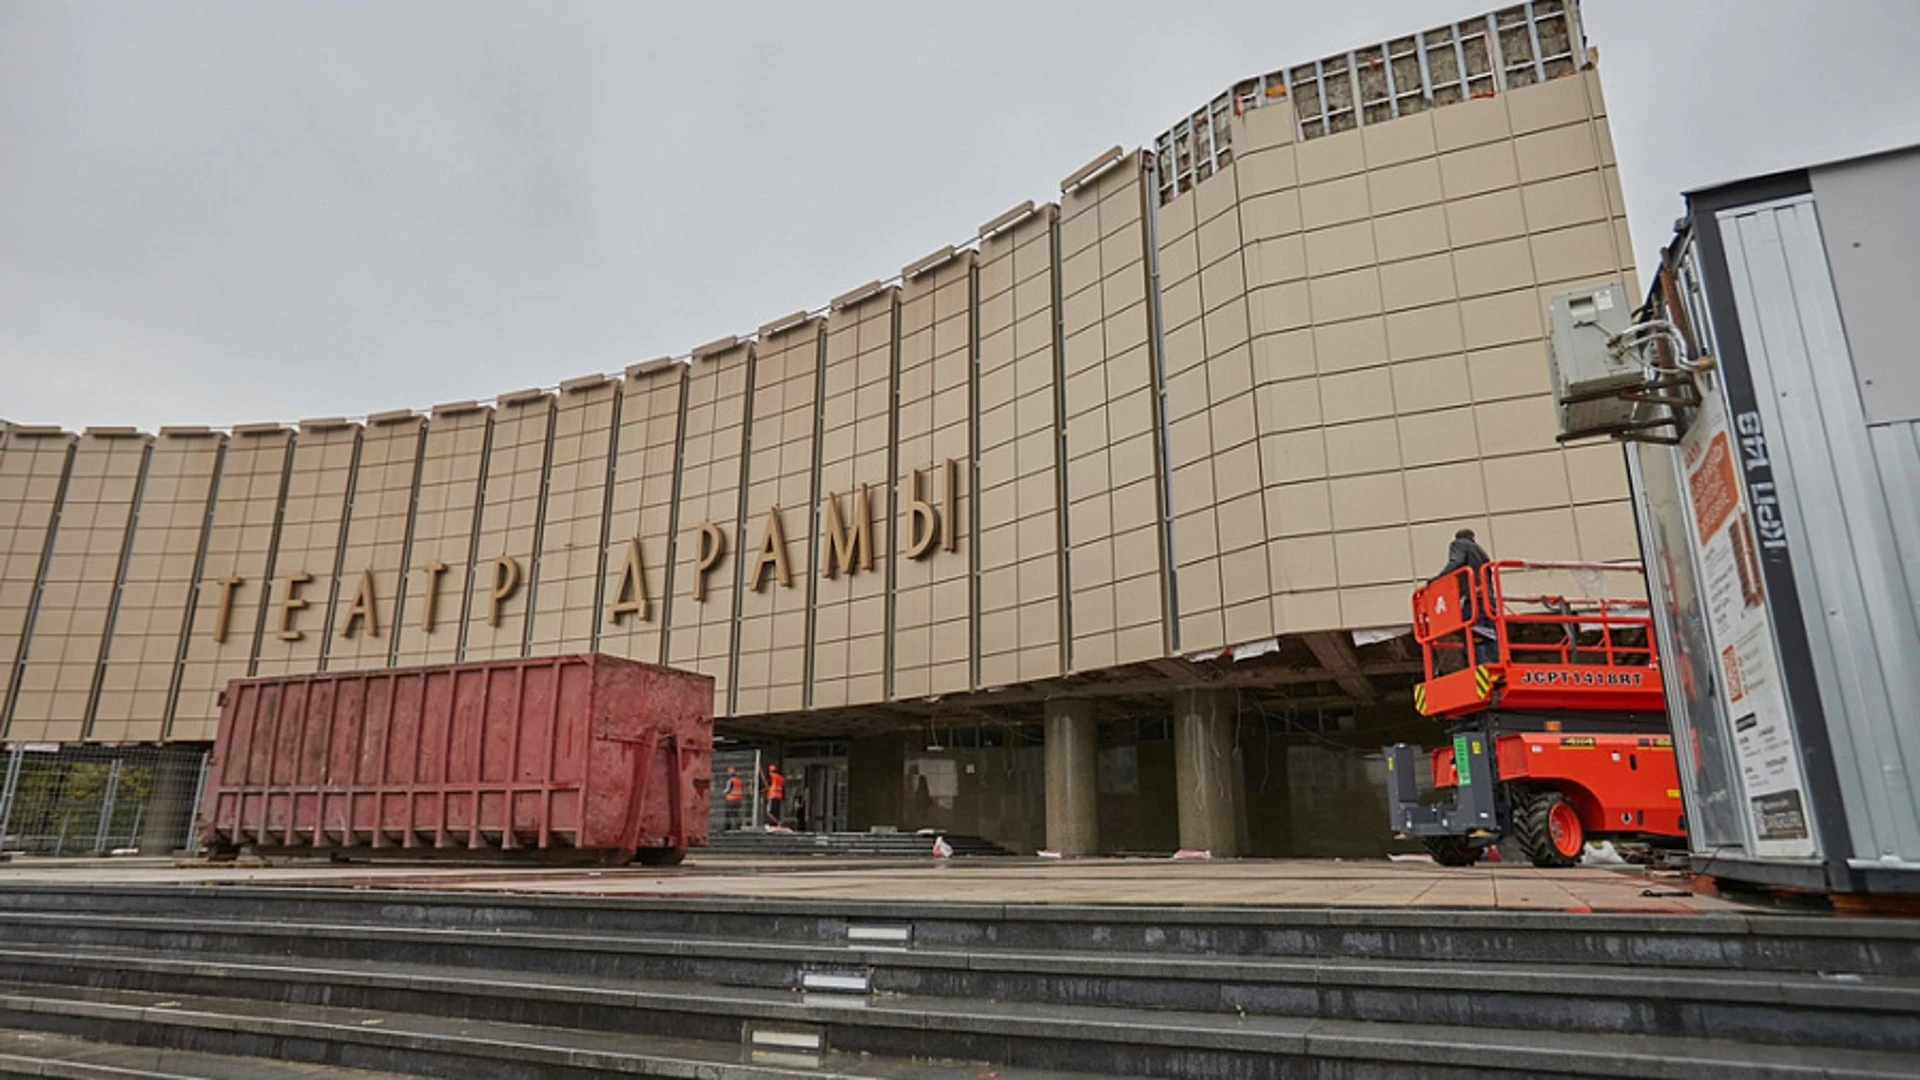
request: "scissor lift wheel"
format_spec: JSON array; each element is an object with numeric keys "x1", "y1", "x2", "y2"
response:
[{"x1": 1515, "y1": 788, "x2": 1585, "y2": 868}]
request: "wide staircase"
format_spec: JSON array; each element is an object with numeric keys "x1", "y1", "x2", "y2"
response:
[
  {"x1": 704, "y1": 828, "x2": 1014, "y2": 858},
  {"x1": 0, "y1": 882, "x2": 1914, "y2": 1078}
]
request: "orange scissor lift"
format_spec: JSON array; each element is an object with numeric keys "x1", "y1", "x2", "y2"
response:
[{"x1": 1386, "y1": 560, "x2": 1687, "y2": 867}]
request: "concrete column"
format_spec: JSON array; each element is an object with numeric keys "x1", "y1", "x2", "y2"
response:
[
  {"x1": 1174, "y1": 687, "x2": 1241, "y2": 857},
  {"x1": 138, "y1": 748, "x2": 205, "y2": 856},
  {"x1": 1043, "y1": 698, "x2": 1099, "y2": 855}
]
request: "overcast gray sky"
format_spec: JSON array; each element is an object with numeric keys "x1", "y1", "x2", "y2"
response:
[{"x1": 4, "y1": 1, "x2": 1917, "y2": 432}]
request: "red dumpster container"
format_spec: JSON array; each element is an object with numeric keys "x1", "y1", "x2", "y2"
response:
[{"x1": 200, "y1": 654, "x2": 712, "y2": 866}]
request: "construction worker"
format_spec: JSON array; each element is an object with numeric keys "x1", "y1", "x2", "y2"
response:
[
  {"x1": 723, "y1": 766, "x2": 744, "y2": 831},
  {"x1": 1432, "y1": 528, "x2": 1497, "y2": 665},
  {"x1": 765, "y1": 763, "x2": 785, "y2": 828}
]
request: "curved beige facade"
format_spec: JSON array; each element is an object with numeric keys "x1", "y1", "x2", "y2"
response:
[{"x1": 0, "y1": 2, "x2": 1635, "y2": 852}]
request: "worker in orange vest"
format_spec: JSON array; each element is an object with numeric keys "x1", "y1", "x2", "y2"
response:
[
  {"x1": 723, "y1": 767, "x2": 744, "y2": 831},
  {"x1": 765, "y1": 763, "x2": 786, "y2": 829}
]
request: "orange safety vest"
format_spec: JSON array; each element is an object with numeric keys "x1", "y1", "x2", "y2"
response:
[
  {"x1": 724, "y1": 775, "x2": 743, "y2": 803},
  {"x1": 767, "y1": 772, "x2": 785, "y2": 801}
]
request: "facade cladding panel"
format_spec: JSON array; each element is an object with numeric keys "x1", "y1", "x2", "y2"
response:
[
  {"x1": 599, "y1": 364, "x2": 683, "y2": 666},
  {"x1": 91, "y1": 431, "x2": 223, "y2": 741},
  {"x1": 665, "y1": 345, "x2": 749, "y2": 714},
  {"x1": 813, "y1": 297, "x2": 893, "y2": 709},
  {"x1": 528, "y1": 380, "x2": 619, "y2": 655},
  {"x1": 976, "y1": 210, "x2": 1065, "y2": 687},
  {"x1": 462, "y1": 394, "x2": 554, "y2": 661},
  {"x1": 1062, "y1": 163, "x2": 1165, "y2": 671},
  {"x1": 391, "y1": 405, "x2": 489, "y2": 668},
  {"x1": 2, "y1": 8, "x2": 1642, "y2": 753},
  {"x1": 5, "y1": 432, "x2": 148, "y2": 742},
  {"x1": 1235, "y1": 67, "x2": 1636, "y2": 638},
  {"x1": 734, "y1": 323, "x2": 820, "y2": 715},
  {"x1": 251, "y1": 423, "x2": 359, "y2": 677},
  {"x1": 892, "y1": 258, "x2": 973, "y2": 698},
  {"x1": 0, "y1": 431, "x2": 76, "y2": 728},
  {"x1": 173, "y1": 428, "x2": 291, "y2": 741},
  {"x1": 327, "y1": 415, "x2": 423, "y2": 671}
]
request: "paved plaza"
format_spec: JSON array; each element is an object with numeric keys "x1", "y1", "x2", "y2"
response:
[{"x1": 0, "y1": 853, "x2": 1725, "y2": 914}]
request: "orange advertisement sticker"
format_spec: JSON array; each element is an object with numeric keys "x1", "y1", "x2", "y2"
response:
[{"x1": 1688, "y1": 430, "x2": 1740, "y2": 543}]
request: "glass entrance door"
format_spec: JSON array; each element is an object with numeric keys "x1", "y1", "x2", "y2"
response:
[{"x1": 784, "y1": 751, "x2": 848, "y2": 834}]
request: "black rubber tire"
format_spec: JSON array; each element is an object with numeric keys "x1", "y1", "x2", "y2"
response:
[
  {"x1": 1515, "y1": 789, "x2": 1583, "y2": 868},
  {"x1": 635, "y1": 846, "x2": 686, "y2": 867},
  {"x1": 1421, "y1": 836, "x2": 1479, "y2": 866}
]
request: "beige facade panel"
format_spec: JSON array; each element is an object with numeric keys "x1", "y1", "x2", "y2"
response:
[
  {"x1": 91, "y1": 432, "x2": 222, "y2": 742},
  {"x1": 734, "y1": 324, "x2": 819, "y2": 715},
  {"x1": 6, "y1": 433, "x2": 148, "y2": 742},
  {"x1": 328, "y1": 417, "x2": 423, "y2": 671},
  {"x1": 527, "y1": 382, "x2": 618, "y2": 656},
  {"x1": 975, "y1": 207, "x2": 1063, "y2": 687},
  {"x1": 892, "y1": 256, "x2": 971, "y2": 699},
  {"x1": 252, "y1": 425, "x2": 359, "y2": 677},
  {"x1": 463, "y1": 395, "x2": 554, "y2": 661},
  {"x1": 1061, "y1": 158, "x2": 1164, "y2": 671},
  {"x1": 391, "y1": 408, "x2": 489, "y2": 669},
  {"x1": 664, "y1": 345, "x2": 749, "y2": 714},
  {"x1": 1216, "y1": 70, "x2": 1637, "y2": 638},
  {"x1": 600, "y1": 365, "x2": 684, "y2": 667},
  {"x1": 813, "y1": 296, "x2": 893, "y2": 708},
  {"x1": 1161, "y1": 154, "x2": 1275, "y2": 653},
  {"x1": 0, "y1": 431, "x2": 74, "y2": 725},
  {"x1": 173, "y1": 429, "x2": 291, "y2": 740}
]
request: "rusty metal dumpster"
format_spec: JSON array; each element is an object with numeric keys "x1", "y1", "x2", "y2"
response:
[{"x1": 200, "y1": 654, "x2": 712, "y2": 866}]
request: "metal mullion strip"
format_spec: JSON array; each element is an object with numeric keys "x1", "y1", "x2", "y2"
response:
[
  {"x1": 1140, "y1": 158, "x2": 1180, "y2": 654},
  {"x1": 1345, "y1": 52, "x2": 1362, "y2": 130},
  {"x1": 247, "y1": 435, "x2": 299, "y2": 677},
  {"x1": 967, "y1": 261, "x2": 983, "y2": 689},
  {"x1": 163, "y1": 440, "x2": 225, "y2": 741},
  {"x1": 883, "y1": 299, "x2": 902, "y2": 700},
  {"x1": 589, "y1": 387, "x2": 625, "y2": 655},
  {"x1": 803, "y1": 327, "x2": 827, "y2": 708},
  {"x1": 1486, "y1": 13, "x2": 1507, "y2": 92},
  {"x1": 1048, "y1": 212, "x2": 1073, "y2": 672},
  {"x1": 1, "y1": 440, "x2": 77, "y2": 739},
  {"x1": 657, "y1": 373, "x2": 692, "y2": 668},
  {"x1": 519, "y1": 400, "x2": 560, "y2": 659},
  {"x1": 1415, "y1": 33, "x2": 1435, "y2": 105},
  {"x1": 82, "y1": 440, "x2": 155, "y2": 739},
  {"x1": 1453, "y1": 25, "x2": 1471, "y2": 100},
  {"x1": 317, "y1": 430, "x2": 365, "y2": 672},
  {"x1": 386, "y1": 423, "x2": 429, "y2": 670},
  {"x1": 727, "y1": 346, "x2": 760, "y2": 717},
  {"x1": 1525, "y1": 2, "x2": 1548, "y2": 83},
  {"x1": 1313, "y1": 60, "x2": 1329, "y2": 137},
  {"x1": 1277, "y1": 69, "x2": 1300, "y2": 141},
  {"x1": 1381, "y1": 41, "x2": 1398, "y2": 120},
  {"x1": 454, "y1": 415, "x2": 496, "y2": 663}
]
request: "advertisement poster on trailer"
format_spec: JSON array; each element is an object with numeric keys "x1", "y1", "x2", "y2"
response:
[{"x1": 1680, "y1": 391, "x2": 1814, "y2": 858}]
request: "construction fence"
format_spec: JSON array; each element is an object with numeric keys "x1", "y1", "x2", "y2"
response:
[{"x1": 0, "y1": 743, "x2": 207, "y2": 856}]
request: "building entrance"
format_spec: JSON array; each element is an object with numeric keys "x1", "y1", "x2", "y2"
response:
[{"x1": 783, "y1": 741, "x2": 848, "y2": 834}]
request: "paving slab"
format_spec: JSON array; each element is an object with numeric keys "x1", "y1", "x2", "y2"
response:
[{"x1": 0, "y1": 854, "x2": 1739, "y2": 914}]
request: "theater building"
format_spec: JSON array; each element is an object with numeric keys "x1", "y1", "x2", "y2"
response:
[{"x1": 0, "y1": 0, "x2": 1639, "y2": 856}]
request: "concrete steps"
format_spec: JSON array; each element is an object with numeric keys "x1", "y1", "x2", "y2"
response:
[
  {"x1": 0, "y1": 1027, "x2": 421, "y2": 1080},
  {"x1": 2, "y1": 911, "x2": 1916, "y2": 1053},
  {"x1": 0, "y1": 884, "x2": 1913, "y2": 1078}
]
